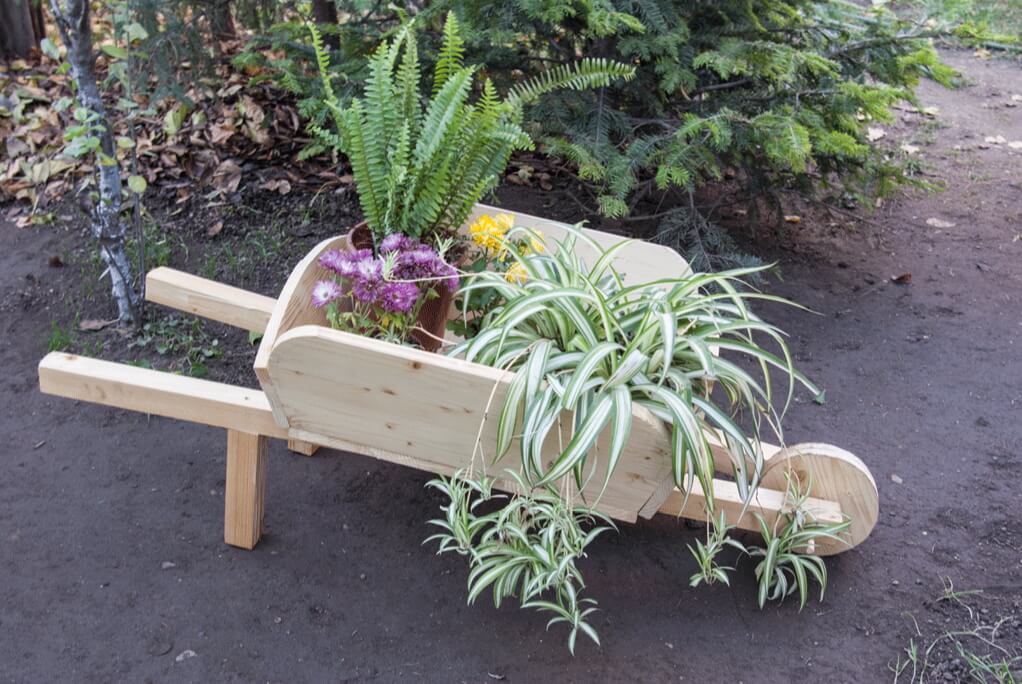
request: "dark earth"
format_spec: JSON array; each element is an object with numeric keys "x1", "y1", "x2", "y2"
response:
[{"x1": 2, "y1": 50, "x2": 1020, "y2": 682}]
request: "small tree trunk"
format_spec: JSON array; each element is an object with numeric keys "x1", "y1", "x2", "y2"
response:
[
  {"x1": 29, "y1": 1, "x2": 45, "y2": 44},
  {"x1": 0, "y1": 0, "x2": 40, "y2": 58},
  {"x1": 50, "y1": 0, "x2": 140, "y2": 325},
  {"x1": 311, "y1": 0, "x2": 338, "y2": 50},
  {"x1": 209, "y1": 0, "x2": 235, "y2": 40}
]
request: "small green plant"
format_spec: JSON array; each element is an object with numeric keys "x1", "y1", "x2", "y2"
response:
[
  {"x1": 891, "y1": 598, "x2": 1021, "y2": 683},
  {"x1": 939, "y1": 576, "x2": 985, "y2": 619},
  {"x1": 688, "y1": 512, "x2": 745, "y2": 588},
  {"x1": 426, "y1": 470, "x2": 613, "y2": 654},
  {"x1": 309, "y1": 13, "x2": 634, "y2": 246},
  {"x1": 130, "y1": 315, "x2": 221, "y2": 377},
  {"x1": 748, "y1": 473, "x2": 851, "y2": 610},
  {"x1": 46, "y1": 322, "x2": 75, "y2": 352}
]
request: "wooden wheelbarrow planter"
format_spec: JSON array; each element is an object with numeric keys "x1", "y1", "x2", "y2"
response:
[{"x1": 38, "y1": 204, "x2": 879, "y2": 555}]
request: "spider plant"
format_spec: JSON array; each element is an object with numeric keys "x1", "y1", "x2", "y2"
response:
[
  {"x1": 688, "y1": 511, "x2": 745, "y2": 588},
  {"x1": 448, "y1": 224, "x2": 822, "y2": 510},
  {"x1": 426, "y1": 470, "x2": 613, "y2": 654},
  {"x1": 749, "y1": 473, "x2": 852, "y2": 609}
]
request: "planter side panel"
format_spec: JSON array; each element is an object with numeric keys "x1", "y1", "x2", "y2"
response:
[
  {"x1": 254, "y1": 235, "x2": 346, "y2": 426},
  {"x1": 469, "y1": 203, "x2": 693, "y2": 284},
  {"x1": 267, "y1": 325, "x2": 674, "y2": 522}
]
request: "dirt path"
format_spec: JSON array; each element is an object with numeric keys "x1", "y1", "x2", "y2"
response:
[{"x1": 2, "y1": 50, "x2": 1020, "y2": 682}]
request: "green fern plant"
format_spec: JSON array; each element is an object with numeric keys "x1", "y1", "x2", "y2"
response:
[{"x1": 309, "y1": 14, "x2": 634, "y2": 245}]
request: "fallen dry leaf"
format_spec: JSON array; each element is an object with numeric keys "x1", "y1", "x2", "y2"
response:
[
  {"x1": 890, "y1": 473, "x2": 903, "y2": 484},
  {"x1": 211, "y1": 159, "x2": 242, "y2": 195},
  {"x1": 891, "y1": 273, "x2": 912, "y2": 285},
  {"x1": 79, "y1": 318, "x2": 119, "y2": 332},
  {"x1": 926, "y1": 218, "x2": 955, "y2": 229},
  {"x1": 984, "y1": 135, "x2": 1007, "y2": 145},
  {"x1": 783, "y1": 215, "x2": 802, "y2": 224},
  {"x1": 1009, "y1": 141, "x2": 1022, "y2": 150},
  {"x1": 206, "y1": 220, "x2": 224, "y2": 237},
  {"x1": 259, "y1": 178, "x2": 292, "y2": 195},
  {"x1": 866, "y1": 127, "x2": 886, "y2": 142},
  {"x1": 900, "y1": 144, "x2": 920, "y2": 155}
]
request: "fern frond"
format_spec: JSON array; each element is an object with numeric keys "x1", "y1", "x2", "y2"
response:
[
  {"x1": 506, "y1": 59, "x2": 636, "y2": 110},
  {"x1": 433, "y1": 13, "x2": 466, "y2": 95}
]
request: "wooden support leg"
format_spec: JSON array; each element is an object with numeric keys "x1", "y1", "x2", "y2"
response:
[
  {"x1": 224, "y1": 430, "x2": 267, "y2": 549},
  {"x1": 287, "y1": 439, "x2": 320, "y2": 457}
]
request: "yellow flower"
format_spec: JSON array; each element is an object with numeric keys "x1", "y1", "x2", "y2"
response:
[
  {"x1": 469, "y1": 213, "x2": 515, "y2": 256},
  {"x1": 504, "y1": 262, "x2": 528, "y2": 283}
]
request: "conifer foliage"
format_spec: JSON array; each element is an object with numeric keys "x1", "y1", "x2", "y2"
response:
[{"x1": 446, "y1": 0, "x2": 958, "y2": 216}]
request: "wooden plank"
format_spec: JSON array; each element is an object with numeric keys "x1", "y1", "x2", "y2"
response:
[
  {"x1": 657, "y1": 478, "x2": 845, "y2": 536},
  {"x1": 268, "y1": 325, "x2": 674, "y2": 523},
  {"x1": 38, "y1": 353, "x2": 288, "y2": 440},
  {"x1": 224, "y1": 430, "x2": 267, "y2": 549},
  {"x1": 287, "y1": 439, "x2": 320, "y2": 456},
  {"x1": 289, "y1": 426, "x2": 842, "y2": 535},
  {"x1": 146, "y1": 267, "x2": 275, "y2": 333}
]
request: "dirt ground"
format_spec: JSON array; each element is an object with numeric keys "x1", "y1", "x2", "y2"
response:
[{"x1": 2, "y1": 50, "x2": 1020, "y2": 682}]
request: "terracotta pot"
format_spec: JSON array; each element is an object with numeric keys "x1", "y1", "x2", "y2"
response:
[
  {"x1": 344, "y1": 221, "x2": 373, "y2": 251},
  {"x1": 410, "y1": 283, "x2": 453, "y2": 353},
  {"x1": 338, "y1": 223, "x2": 453, "y2": 353}
]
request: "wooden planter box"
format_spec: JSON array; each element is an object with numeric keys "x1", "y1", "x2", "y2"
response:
[{"x1": 38, "y1": 204, "x2": 878, "y2": 555}]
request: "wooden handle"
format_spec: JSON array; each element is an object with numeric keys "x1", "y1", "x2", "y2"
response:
[
  {"x1": 38, "y1": 353, "x2": 287, "y2": 439},
  {"x1": 146, "y1": 267, "x2": 276, "y2": 333}
]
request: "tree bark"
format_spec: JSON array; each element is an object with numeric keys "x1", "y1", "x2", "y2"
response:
[
  {"x1": 50, "y1": 0, "x2": 140, "y2": 324},
  {"x1": 29, "y1": 0, "x2": 45, "y2": 43},
  {"x1": 209, "y1": 0, "x2": 235, "y2": 39},
  {"x1": 0, "y1": 0, "x2": 40, "y2": 58},
  {"x1": 311, "y1": 0, "x2": 338, "y2": 50}
]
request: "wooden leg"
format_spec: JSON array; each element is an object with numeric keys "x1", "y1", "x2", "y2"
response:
[
  {"x1": 287, "y1": 438, "x2": 320, "y2": 457},
  {"x1": 224, "y1": 430, "x2": 267, "y2": 549}
]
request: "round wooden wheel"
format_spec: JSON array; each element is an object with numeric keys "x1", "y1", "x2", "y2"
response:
[{"x1": 760, "y1": 443, "x2": 878, "y2": 556}]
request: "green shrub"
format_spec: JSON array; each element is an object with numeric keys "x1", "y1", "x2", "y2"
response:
[
  {"x1": 254, "y1": 2, "x2": 962, "y2": 213},
  {"x1": 444, "y1": 0, "x2": 960, "y2": 217}
]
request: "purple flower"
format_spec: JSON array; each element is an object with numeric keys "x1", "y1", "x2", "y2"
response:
[
  {"x1": 354, "y1": 256, "x2": 382, "y2": 282},
  {"x1": 311, "y1": 279, "x2": 343, "y2": 308},
  {"x1": 318, "y1": 249, "x2": 350, "y2": 276},
  {"x1": 378, "y1": 281, "x2": 420, "y2": 313},
  {"x1": 351, "y1": 276, "x2": 380, "y2": 304},
  {"x1": 379, "y1": 233, "x2": 412, "y2": 253}
]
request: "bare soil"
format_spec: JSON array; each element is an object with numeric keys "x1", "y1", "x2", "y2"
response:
[{"x1": 2, "y1": 50, "x2": 1020, "y2": 682}]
